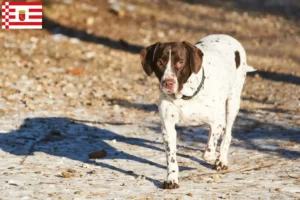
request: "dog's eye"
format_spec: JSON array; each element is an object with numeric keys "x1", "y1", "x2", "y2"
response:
[
  {"x1": 176, "y1": 60, "x2": 185, "y2": 69},
  {"x1": 157, "y1": 60, "x2": 164, "y2": 68}
]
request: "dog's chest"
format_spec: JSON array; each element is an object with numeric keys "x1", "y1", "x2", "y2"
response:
[
  {"x1": 172, "y1": 97, "x2": 220, "y2": 125},
  {"x1": 159, "y1": 70, "x2": 232, "y2": 125},
  {"x1": 173, "y1": 71, "x2": 232, "y2": 125}
]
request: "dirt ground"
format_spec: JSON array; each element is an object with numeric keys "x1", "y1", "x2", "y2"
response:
[{"x1": 0, "y1": 0, "x2": 299, "y2": 199}]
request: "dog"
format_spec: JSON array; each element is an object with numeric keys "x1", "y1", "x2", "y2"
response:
[{"x1": 140, "y1": 34, "x2": 256, "y2": 189}]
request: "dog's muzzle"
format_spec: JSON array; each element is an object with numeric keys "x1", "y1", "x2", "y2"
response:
[{"x1": 161, "y1": 78, "x2": 177, "y2": 94}]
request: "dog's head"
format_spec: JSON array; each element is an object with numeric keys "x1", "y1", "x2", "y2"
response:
[{"x1": 140, "y1": 41, "x2": 203, "y2": 95}]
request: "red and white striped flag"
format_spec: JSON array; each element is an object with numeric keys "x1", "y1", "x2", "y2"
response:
[{"x1": 1, "y1": 1, "x2": 42, "y2": 29}]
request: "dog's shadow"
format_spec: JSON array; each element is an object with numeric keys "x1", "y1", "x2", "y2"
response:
[{"x1": 0, "y1": 117, "x2": 208, "y2": 188}]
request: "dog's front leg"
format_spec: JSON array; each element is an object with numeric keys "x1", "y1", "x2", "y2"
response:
[
  {"x1": 161, "y1": 122, "x2": 179, "y2": 189},
  {"x1": 159, "y1": 100, "x2": 179, "y2": 189}
]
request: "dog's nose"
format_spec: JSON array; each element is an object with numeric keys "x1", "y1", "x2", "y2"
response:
[{"x1": 162, "y1": 79, "x2": 175, "y2": 90}]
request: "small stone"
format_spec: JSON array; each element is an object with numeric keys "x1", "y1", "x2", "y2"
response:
[
  {"x1": 136, "y1": 175, "x2": 145, "y2": 180},
  {"x1": 254, "y1": 73, "x2": 261, "y2": 79},
  {"x1": 7, "y1": 180, "x2": 18, "y2": 186},
  {"x1": 109, "y1": 1, "x2": 125, "y2": 18},
  {"x1": 126, "y1": 4, "x2": 135, "y2": 11},
  {"x1": 66, "y1": 92, "x2": 78, "y2": 98},
  {"x1": 88, "y1": 170, "x2": 97, "y2": 175},
  {"x1": 70, "y1": 38, "x2": 80, "y2": 44},
  {"x1": 86, "y1": 17, "x2": 94, "y2": 26},
  {"x1": 85, "y1": 52, "x2": 95, "y2": 59},
  {"x1": 43, "y1": 58, "x2": 50, "y2": 64},
  {"x1": 157, "y1": 31, "x2": 165, "y2": 38},
  {"x1": 27, "y1": 104, "x2": 35, "y2": 111},
  {"x1": 67, "y1": 168, "x2": 76, "y2": 173},
  {"x1": 53, "y1": 34, "x2": 67, "y2": 41},
  {"x1": 62, "y1": 171, "x2": 72, "y2": 178},
  {"x1": 30, "y1": 36, "x2": 39, "y2": 43},
  {"x1": 117, "y1": 10, "x2": 125, "y2": 18},
  {"x1": 113, "y1": 105, "x2": 120, "y2": 111},
  {"x1": 81, "y1": 164, "x2": 90, "y2": 168}
]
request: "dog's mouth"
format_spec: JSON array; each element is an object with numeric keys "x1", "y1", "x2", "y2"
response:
[
  {"x1": 160, "y1": 78, "x2": 178, "y2": 95},
  {"x1": 161, "y1": 87, "x2": 176, "y2": 94}
]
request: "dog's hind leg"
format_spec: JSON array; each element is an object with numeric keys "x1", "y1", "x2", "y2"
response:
[
  {"x1": 203, "y1": 107, "x2": 226, "y2": 164},
  {"x1": 215, "y1": 82, "x2": 243, "y2": 171}
]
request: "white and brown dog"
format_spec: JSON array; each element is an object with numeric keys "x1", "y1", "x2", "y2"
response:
[{"x1": 140, "y1": 34, "x2": 256, "y2": 189}]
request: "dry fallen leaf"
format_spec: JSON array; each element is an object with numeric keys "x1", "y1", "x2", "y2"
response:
[
  {"x1": 213, "y1": 174, "x2": 221, "y2": 180},
  {"x1": 67, "y1": 68, "x2": 84, "y2": 75},
  {"x1": 187, "y1": 192, "x2": 193, "y2": 197},
  {"x1": 88, "y1": 150, "x2": 107, "y2": 159}
]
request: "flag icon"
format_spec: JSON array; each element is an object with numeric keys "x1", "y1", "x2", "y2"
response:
[{"x1": 1, "y1": 1, "x2": 42, "y2": 29}]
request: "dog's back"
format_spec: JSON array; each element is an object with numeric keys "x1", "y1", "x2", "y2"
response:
[
  {"x1": 194, "y1": 34, "x2": 255, "y2": 98},
  {"x1": 196, "y1": 34, "x2": 255, "y2": 73}
]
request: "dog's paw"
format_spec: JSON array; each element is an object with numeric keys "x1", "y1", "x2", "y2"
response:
[
  {"x1": 162, "y1": 180, "x2": 179, "y2": 189},
  {"x1": 214, "y1": 159, "x2": 228, "y2": 171},
  {"x1": 202, "y1": 151, "x2": 217, "y2": 164}
]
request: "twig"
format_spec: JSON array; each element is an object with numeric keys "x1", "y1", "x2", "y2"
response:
[
  {"x1": 182, "y1": 162, "x2": 282, "y2": 181},
  {"x1": 70, "y1": 119, "x2": 134, "y2": 125},
  {"x1": 285, "y1": 170, "x2": 299, "y2": 179},
  {"x1": 19, "y1": 130, "x2": 53, "y2": 165}
]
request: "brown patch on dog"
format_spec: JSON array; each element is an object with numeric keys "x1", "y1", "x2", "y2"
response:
[
  {"x1": 140, "y1": 42, "x2": 160, "y2": 76},
  {"x1": 182, "y1": 41, "x2": 203, "y2": 74},
  {"x1": 171, "y1": 157, "x2": 175, "y2": 163},
  {"x1": 235, "y1": 51, "x2": 240, "y2": 69}
]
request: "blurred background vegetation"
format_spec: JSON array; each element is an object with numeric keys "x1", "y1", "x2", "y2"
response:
[{"x1": 0, "y1": 0, "x2": 299, "y2": 115}]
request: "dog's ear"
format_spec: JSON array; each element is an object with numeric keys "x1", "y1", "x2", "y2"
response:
[
  {"x1": 140, "y1": 42, "x2": 159, "y2": 76},
  {"x1": 182, "y1": 41, "x2": 203, "y2": 74}
]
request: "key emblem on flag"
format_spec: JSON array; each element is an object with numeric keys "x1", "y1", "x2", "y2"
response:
[{"x1": 1, "y1": 1, "x2": 43, "y2": 29}]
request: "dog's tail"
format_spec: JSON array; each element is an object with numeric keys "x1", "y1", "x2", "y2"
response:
[{"x1": 245, "y1": 65, "x2": 257, "y2": 73}]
